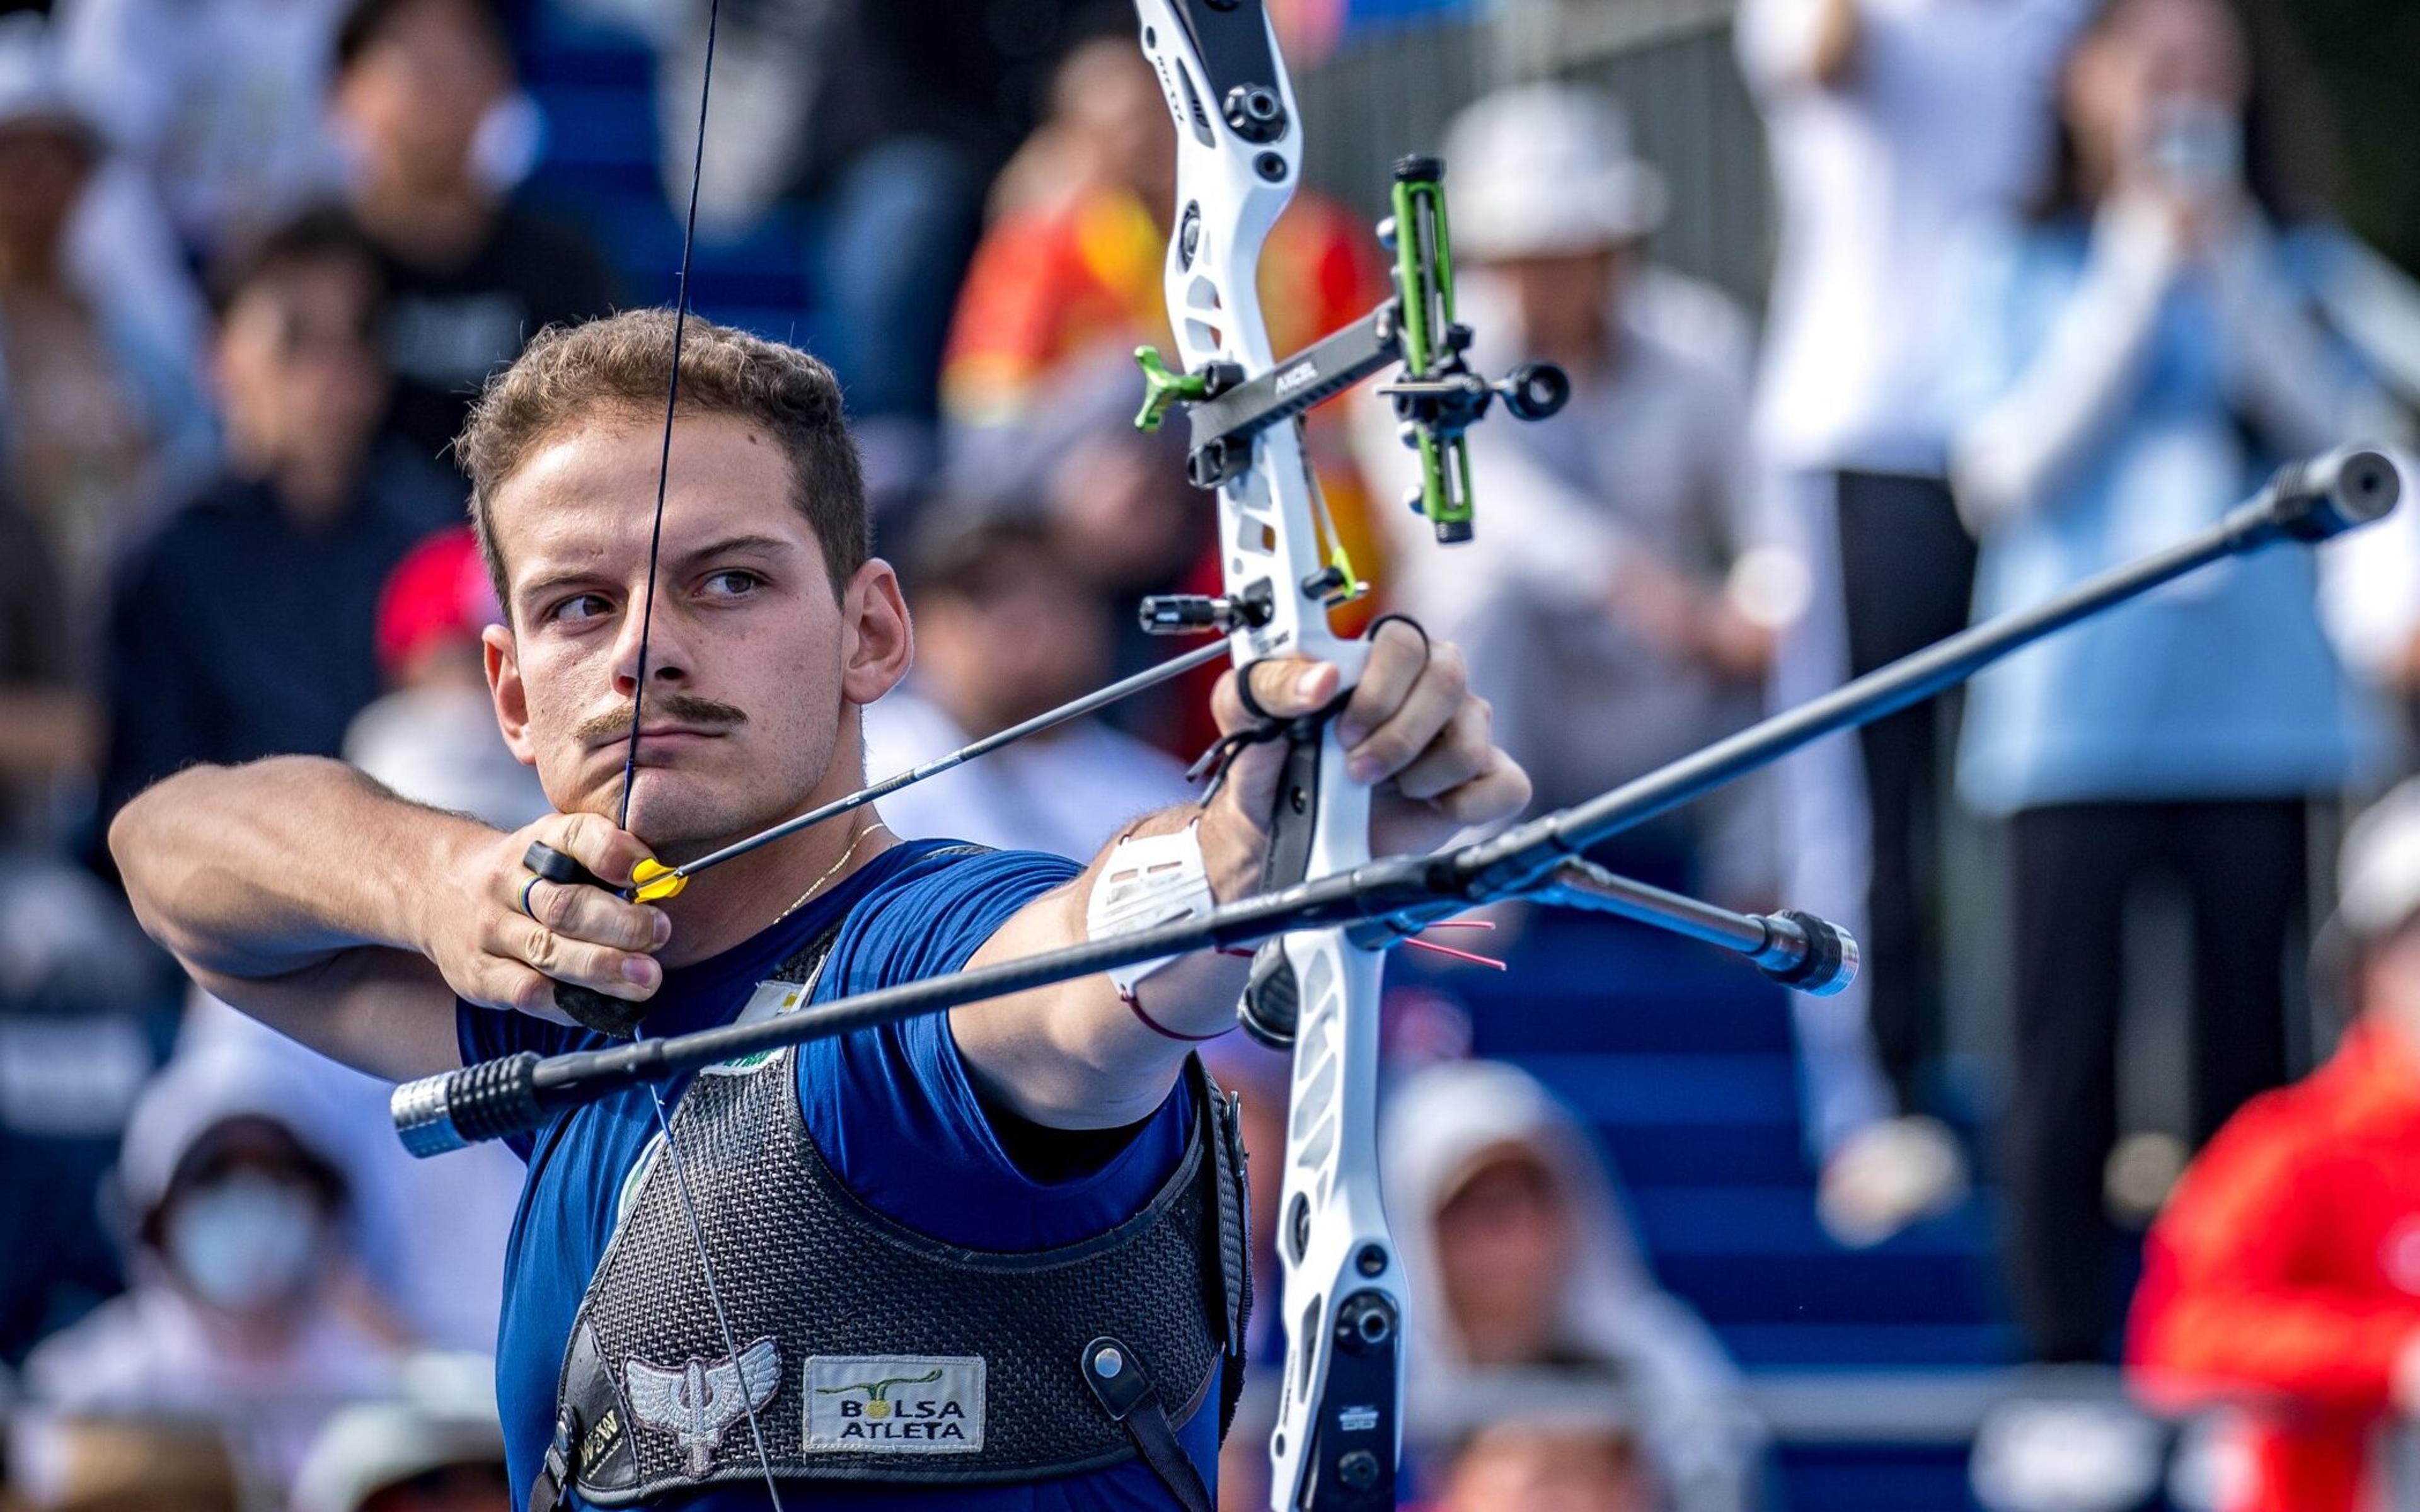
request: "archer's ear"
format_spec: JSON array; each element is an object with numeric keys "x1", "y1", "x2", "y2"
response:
[
  {"x1": 485, "y1": 623, "x2": 541, "y2": 767},
  {"x1": 840, "y1": 558, "x2": 913, "y2": 706}
]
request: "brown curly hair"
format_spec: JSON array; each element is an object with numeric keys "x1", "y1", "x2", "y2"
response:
[{"x1": 456, "y1": 309, "x2": 867, "y2": 618}]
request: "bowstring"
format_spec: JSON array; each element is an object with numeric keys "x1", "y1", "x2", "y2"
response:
[{"x1": 623, "y1": 0, "x2": 786, "y2": 1506}]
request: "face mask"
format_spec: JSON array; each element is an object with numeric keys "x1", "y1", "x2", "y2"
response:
[{"x1": 163, "y1": 1171, "x2": 327, "y2": 1314}]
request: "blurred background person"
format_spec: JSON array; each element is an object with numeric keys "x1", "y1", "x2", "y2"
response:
[
  {"x1": 1949, "y1": 0, "x2": 2390, "y2": 1366},
  {"x1": 98, "y1": 207, "x2": 458, "y2": 830},
  {"x1": 329, "y1": 0, "x2": 614, "y2": 466},
  {"x1": 52, "y1": 0, "x2": 343, "y2": 265},
  {"x1": 1384, "y1": 1058, "x2": 1765, "y2": 1512},
  {"x1": 0, "y1": 493, "x2": 95, "y2": 847},
  {"x1": 6, "y1": 1417, "x2": 240, "y2": 1512},
  {"x1": 1352, "y1": 83, "x2": 1773, "y2": 899},
  {"x1": 941, "y1": 32, "x2": 1388, "y2": 755},
  {"x1": 628, "y1": 0, "x2": 1120, "y2": 512},
  {"x1": 2125, "y1": 777, "x2": 2420, "y2": 1512},
  {"x1": 863, "y1": 512, "x2": 1186, "y2": 858},
  {"x1": 289, "y1": 1360, "x2": 510, "y2": 1512},
  {"x1": 0, "y1": 20, "x2": 214, "y2": 643},
  {"x1": 0, "y1": 32, "x2": 199, "y2": 1351},
  {"x1": 1425, "y1": 1392, "x2": 1654, "y2": 1512},
  {"x1": 16, "y1": 1045, "x2": 405, "y2": 1491},
  {"x1": 344, "y1": 524, "x2": 547, "y2": 833},
  {"x1": 1736, "y1": 0, "x2": 2094, "y2": 1234}
]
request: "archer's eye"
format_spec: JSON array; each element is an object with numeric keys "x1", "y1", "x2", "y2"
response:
[
  {"x1": 548, "y1": 592, "x2": 614, "y2": 625},
  {"x1": 703, "y1": 570, "x2": 763, "y2": 599}
]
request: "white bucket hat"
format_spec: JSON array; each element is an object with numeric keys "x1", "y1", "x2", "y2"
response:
[
  {"x1": 1441, "y1": 83, "x2": 1668, "y2": 262},
  {"x1": 0, "y1": 14, "x2": 103, "y2": 156}
]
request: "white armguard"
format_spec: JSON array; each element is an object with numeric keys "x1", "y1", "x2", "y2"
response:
[{"x1": 1085, "y1": 822, "x2": 1219, "y2": 998}]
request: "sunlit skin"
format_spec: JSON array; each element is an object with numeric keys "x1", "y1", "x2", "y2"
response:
[
  {"x1": 1433, "y1": 1144, "x2": 1578, "y2": 1367},
  {"x1": 481, "y1": 410, "x2": 907, "y2": 958}
]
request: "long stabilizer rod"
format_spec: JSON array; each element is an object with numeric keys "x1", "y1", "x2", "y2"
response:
[
  {"x1": 1449, "y1": 445, "x2": 2397, "y2": 900},
  {"x1": 393, "y1": 447, "x2": 2396, "y2": 1156}
]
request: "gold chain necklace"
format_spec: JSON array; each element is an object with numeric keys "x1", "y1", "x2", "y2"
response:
[{"x1": 773, "y1": 820, "x2": 890, "y2": 924}]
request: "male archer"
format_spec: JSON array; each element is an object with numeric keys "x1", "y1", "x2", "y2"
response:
[{"x1": 110, "y1": 309, "x2": 1528, "y2": 1510}]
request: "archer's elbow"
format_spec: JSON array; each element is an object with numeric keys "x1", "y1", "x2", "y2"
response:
[{"x1": 110, "y1": 770, "x2": 209, "y2": 952}]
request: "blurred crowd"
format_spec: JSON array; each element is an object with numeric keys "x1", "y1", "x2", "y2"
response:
[{"x1": 1, "y1": 0, "x2": 2419, "y2": 1509}]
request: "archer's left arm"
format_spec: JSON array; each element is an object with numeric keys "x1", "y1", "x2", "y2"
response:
[{"x1": 950, "y1": 620, "x2": 1530, "y2": 1129}]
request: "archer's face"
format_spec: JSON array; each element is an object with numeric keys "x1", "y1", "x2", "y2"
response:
[{"x1": 481, "y1": 411, "x2": 906, "y2": 856}]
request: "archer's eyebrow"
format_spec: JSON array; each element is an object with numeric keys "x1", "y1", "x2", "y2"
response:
[
  {"x1": 667, "y1": 533, "x2": 798, "y2": 571},
  {"x1": 515, "y1": 533, "x2": 804, "y2": 610}
]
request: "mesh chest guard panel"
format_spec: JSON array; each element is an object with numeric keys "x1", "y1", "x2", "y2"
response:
[{"x1": 552, "y1": 1036, "x2": 1241, "y2": 1501}]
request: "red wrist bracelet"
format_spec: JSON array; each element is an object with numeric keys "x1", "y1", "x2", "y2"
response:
[{"x1": 1121, "y1": 988, "x2": 1232, "y2": 1043}]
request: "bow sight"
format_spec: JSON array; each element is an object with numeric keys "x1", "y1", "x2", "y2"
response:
[{"x1": 1133, "y1": 154, "x2": 1570, "y2": 600}]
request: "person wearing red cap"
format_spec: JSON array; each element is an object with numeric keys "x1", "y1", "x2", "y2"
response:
[
  {"x1": 2127, "y1": 777, "x2": 2420, "y2": 1512},
  {"x1": 346, "y1": 525, "x2": 546, "y2": 834}
]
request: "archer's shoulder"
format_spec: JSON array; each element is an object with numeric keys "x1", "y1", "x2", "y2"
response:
[
  {"x1": 860, "y1": 838, "x2": 1085, "y2": 904},
  {"x1": 815, "y1": 841, "x2": 1081, "y2": 996},
  {"x1": 840, "y1": 839, "x2": 1082, "y2": 940}
]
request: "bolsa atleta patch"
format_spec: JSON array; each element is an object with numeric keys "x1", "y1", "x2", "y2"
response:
[{"x1": 803, "y1": 1354, "x2": 986, "y2": 1453}]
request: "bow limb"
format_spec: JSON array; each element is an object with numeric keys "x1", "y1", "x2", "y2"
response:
[{"x1": 1135, "y1": 6, "x2": 1402, "y2": 1508}]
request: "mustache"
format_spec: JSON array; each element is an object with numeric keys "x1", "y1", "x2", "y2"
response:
[{"x1": 575, "y1": 694, "x2": 750, "y2": 747}]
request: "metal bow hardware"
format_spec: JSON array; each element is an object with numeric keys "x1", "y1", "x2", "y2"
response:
[{"x1": 391, "y1": 0, "x2": 2407, "y2": 1507}]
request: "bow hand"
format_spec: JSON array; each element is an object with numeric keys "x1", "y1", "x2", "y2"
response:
[{"x1": 1207, "y1": 620, "x2": 1530, "y2": 864}]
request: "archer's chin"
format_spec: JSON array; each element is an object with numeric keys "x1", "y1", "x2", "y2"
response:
[{"x1": 622, "y1": 775, "x2": 791, "y2": 859}]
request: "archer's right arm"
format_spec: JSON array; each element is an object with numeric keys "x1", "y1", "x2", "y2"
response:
[{"x1": 110, "y1": 755, "x2": 666, "y2": 1080}]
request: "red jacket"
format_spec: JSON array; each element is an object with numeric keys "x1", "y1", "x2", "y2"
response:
[{"x1": 2128, "y1": 1020, "x2": 2420, "y2": 1512}]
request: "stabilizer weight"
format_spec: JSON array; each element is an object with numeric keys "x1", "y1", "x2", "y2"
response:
[
  {"x1": 1759, "y1": 909, "x2": 1859, "y2": 997},
  {"x1": 392, "y1": 1050, "x2": 544, "y2": 1157},
  {"x1": 524, "y1": 842, "x2": 655, "y2": 1038}
]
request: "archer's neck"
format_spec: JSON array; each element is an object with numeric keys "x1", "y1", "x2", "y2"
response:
[{"x1": 650, "y1": 716, "x2": 899, "y2": 967}]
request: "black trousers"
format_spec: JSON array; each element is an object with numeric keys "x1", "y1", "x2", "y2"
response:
[
  {"x1": 1833, "y1": 471, "x2": 1978, "y2": 1110},
  {"x1": 2002, "y1": 798, "x2": 2306, "y2": 1363}
]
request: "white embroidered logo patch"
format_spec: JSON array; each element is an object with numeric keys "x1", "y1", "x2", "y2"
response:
[
  {"x1": 804, "y1": 1355, "x2": 984, "y2": 1453},
  {"x1": 624, "y1": 1337, "x2": 783, "y2": 1475}
]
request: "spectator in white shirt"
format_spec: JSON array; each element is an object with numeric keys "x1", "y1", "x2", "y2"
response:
[
  {"x1": 863, "y1": 512, "x2": 1188, "y2": 860},
  {"x1": 1351, "y1": 83, "x2": 1780, "y2": 899},
  {"x1": 1735, "y1": 0, "x2": 2092, "y2": 1241}
]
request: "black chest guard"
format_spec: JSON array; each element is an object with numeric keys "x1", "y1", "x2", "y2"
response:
[{"x1": 532, "y1": 937, "x2": 1250, "y2": 1512}]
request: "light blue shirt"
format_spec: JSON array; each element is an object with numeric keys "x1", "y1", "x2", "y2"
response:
[{"x1": 1951, "y1": 216, "x2": 2376, "y2": 815}]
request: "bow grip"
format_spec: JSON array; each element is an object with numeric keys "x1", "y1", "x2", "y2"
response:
[
  {"x1": 522, "y1": 842, "x2": 655, "y2": 1039},
  {"x1": 1238, "y1": 716, "x2": 1329, "y2": 1049}
]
